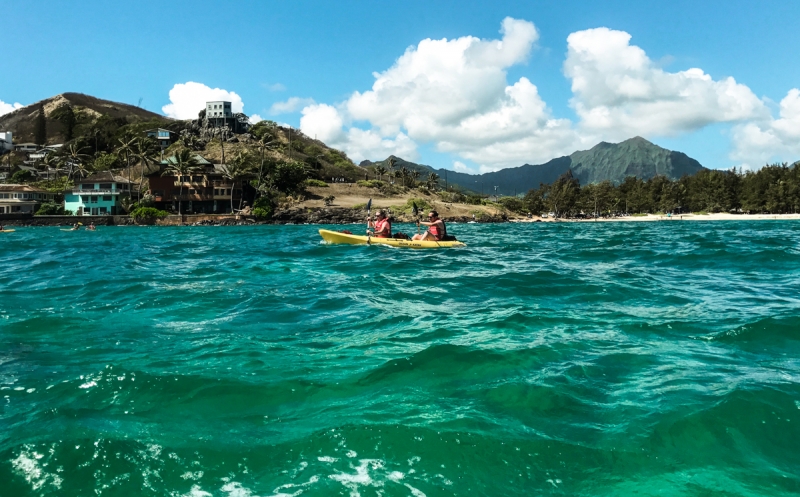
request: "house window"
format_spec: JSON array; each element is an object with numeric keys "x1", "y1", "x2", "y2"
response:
[
  {"x1": 100, "y1": 183, "x2": 111, "y2": 190},
  {"x1": 188, "y1": 189, "x2": 196, "y2": 194},
  {"x1": 91, "y1": 197, "x2": 98, "y2": 203},
  {"x1": 99, "y1": 207, "x2": 107, "y2": 214},
  {"x1": 103, "y1": 196, "x2": 112, "y2": 201},
  {"x1": 81, "y1": 196, "x2": 89, "y2": 202}
]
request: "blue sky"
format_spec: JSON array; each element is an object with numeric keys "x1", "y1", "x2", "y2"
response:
[{"x1": 2, "y1": 0, "x2": 799, "y2": 172}]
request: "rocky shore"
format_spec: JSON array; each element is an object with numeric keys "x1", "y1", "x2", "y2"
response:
[{"x1": 1, "y1": 208, "x2": 510, "y2": 227}]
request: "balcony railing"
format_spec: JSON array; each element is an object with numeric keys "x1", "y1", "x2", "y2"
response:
[{"x1": 70, "y1": 189, "x2": 119, "y2": 194}]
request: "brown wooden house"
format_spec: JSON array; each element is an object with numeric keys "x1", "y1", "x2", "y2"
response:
[{"x1": 147, "y1": 155, "x2": 248, "y2": 214}]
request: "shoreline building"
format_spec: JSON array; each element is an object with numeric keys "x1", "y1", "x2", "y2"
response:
[
  {"x1": 147, "y1": 154, "x2": 247, "y2": 214},
  {"x1": 145, "y1": 128, "x2": 178, "y2": 155},
  {"x1": 63, "y1": 171, "x2": 137, "y2": 215},
  {"x1": 0, "y1": 132, "x2": 12, "y2": 153},
  {"x1": 0, "y1": 184, "x2": 56, "y2": 213}
]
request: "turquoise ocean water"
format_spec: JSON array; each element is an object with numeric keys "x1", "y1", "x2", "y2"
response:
[{"x1": 2, "y1": 222, "x2": 800, "y2": 496}]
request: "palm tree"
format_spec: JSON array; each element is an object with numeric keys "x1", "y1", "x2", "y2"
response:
[
  {"x1": 386, "y1": 157, "x2": 396, "y2": 183},
  {"x1": 374, "y1": 165, "x2": 387, "y2": 182},
  {"x1": 162, "y1": 149, "x2": 200, "y2": 217},
  {"x1": 426, "y1": 172, "x2": 440, "y2": 191},
  {"x1": 60, "y1": 144, "x2": 89, "y2": 180},
  {"x1": 40, "y1": 152, "x2": 60, "y2": 180},
  {"x1": 116, "y1": 136, "x2": 137, "y2": 183},
  {"x1": 133, "y1": 137, "x2": 158, "y2": 201},
  {"x1": 411, "y1": 169, "x2": 421, "y2": 187},
  {"x1": 220, "y1": 153, "x2": 252, "y2": 213},
  {"x1": 399, "y1": 167, "x2": 409, "y2": 188},
  {"x1": 255, "y1": 134, "x2": 277, "y2": 196}
]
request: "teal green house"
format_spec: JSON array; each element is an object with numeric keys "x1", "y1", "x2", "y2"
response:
[{"x1": 63, "y1": 172, "x2": 137, "y2": 215}]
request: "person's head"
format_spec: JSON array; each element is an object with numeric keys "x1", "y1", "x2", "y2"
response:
[
  {"x1": 375, "y1": 209, "x2": 387, "y2": 220},
  {"x1": 428, "y1": 210, "x2": 439, "y2": 220}
]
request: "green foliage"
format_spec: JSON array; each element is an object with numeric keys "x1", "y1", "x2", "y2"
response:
[
  {"x1": 305, "y1": 179, "x2": 328, "y2": 187},
  {"x1": 252, "y1": 196, "x2": 274, "y2": 219},
  {"x1": 394, "y1": 198, "x2": 432, "y2": 215},
  {"x1": 35, "y1": 203, "x2": 68, "y2": 216},
  {"x1": 51, "y1": 104, "x2": 77, "y2": 141},
  {"x1": 465, "y1": 194, "x2": 484, "y2": 205},
  {"x1": 249, "y1": 120, "x2": 278, "y2": 140},
  {"x1": 497, "y1": 196, "x2": 526, "y2": 213},
  {"x1": 10, "y1": 170, "x2": 35, "y2": 183},
  {"x1": 252, "y1": 207, "x2": 272, "y2": 220},
  {"x1": 130, "y1": 207, "x2": 168, "y2": 223},
  {"x1": 323, "y1": 195, "x2": 336, "y2": 206},
  {"x1": 33, "y1": 177, "x2": 72, "y2": 195},
  {"x1": 91, "y1": 152, "x2": 120, "y2": 171},
  {"x1": 273, "y1": 161, "x2": 308, "y2": 194},
  {"x1": 356, "y1": 180, "x2": 386, "y2": 188}
]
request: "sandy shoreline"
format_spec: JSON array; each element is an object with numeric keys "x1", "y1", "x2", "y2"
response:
[{"x1": 512, "y1": 213, "x2": 800, "y2": 223}]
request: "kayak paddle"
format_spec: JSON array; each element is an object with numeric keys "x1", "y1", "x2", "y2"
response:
[
  {"x1": 412, "y1": 201, "x2": 420, "y2": 234},
  {"x1": 366, "y1": 198, "x2": 372, "y2": 245}
]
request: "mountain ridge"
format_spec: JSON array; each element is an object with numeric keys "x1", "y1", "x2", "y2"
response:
[{"x1": 361, "y1": 137, "x2": 706, "y2": 194}]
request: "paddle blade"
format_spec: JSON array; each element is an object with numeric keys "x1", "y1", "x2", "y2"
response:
[
  {"x1": 366, "y1": 198, "x2": 372, "y2": 212},
  {"x1": 412, "y1": 202, "x2": 418, "y2": 216}
]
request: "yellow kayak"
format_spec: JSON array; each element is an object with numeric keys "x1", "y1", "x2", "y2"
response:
[
  {"x1": 319, "y1": 229, "x2": 465, "y2": 249},
  {"x1": 0, "y1": 229, "x2": 15, "y2": 233}
]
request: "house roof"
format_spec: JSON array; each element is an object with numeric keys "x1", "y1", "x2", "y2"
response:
[
  {"x1": 145, "y1": 128, "x2": 176, "y2": 134},
  {"x1": 0, "y1": 184, "x2": 50, "y2": 193},
  {"x1": 160, "y1": 154, "x2": 211, "y2": 166},
  {"x1": 75, "y1": 171, "x2": 137, "y2": 184}
]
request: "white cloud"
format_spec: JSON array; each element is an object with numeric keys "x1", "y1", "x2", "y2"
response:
[
  {"x1": 162, "y1": 82, "x2": 244, "y2": 119},
  {"x1": 299, "y1": 17, "x2": 583, "y2": 168},
  {"x1": 731, "y1": 88, "x2": 800, "y2": 168},
  {"x1": 299, "y1": 103, "x2": 418, "y2": 162},
  {"x1": 0, "y1": 100, "x2": 23, "y2": 117},
  {"x1": 267, "y1": 83, "x2": 286, "y2": 92},
  {"x1": 452, "y1": 161, "x2": 474, "y2": 173},
  {"x1": 565, "y1": 28, "x2": 768, "y2": 140},
  {"x1": 270, "y1": 97, "x2": 316, "y2": 115},
  {"x1": 249, "y1": 114, "x2": 264, "y2": 124}
]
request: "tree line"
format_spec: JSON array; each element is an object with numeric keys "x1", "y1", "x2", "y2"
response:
[{"x1": 490, "y1": 163, "x2": 800, "y2": 217}]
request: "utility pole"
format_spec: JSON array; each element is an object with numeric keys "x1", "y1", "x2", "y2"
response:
[{"x1": 494, "y1": 186, "x2": 498, "y2": 202}]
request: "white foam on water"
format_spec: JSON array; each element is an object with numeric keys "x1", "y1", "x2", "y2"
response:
[
  {"x1": 221, "y1": 481, "x2": 256, "y2": 497},
  {"x1": 181, "y1": 471, "x2": 204, "y2": 480},
  {"x1": 79, "y1": 381, "x2": 97, "y2": 389},
  {"x1": 318, "y1": 456, "x2": 338, "y2": 463},
  {"x1": 182, "y1": 485, "x2": 213, "y2": 497},
  {"x1": 11, "y1": 448, "x2": 63, "y2": 491}
]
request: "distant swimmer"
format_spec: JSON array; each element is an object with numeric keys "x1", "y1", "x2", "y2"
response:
[
  {"x1": 86, "y1": 223, "x2": 96, "y2": 231},
  {"x1": 70, "y1": 223, "x2": 80, "y2": 231},
  {"x1": 414, "y1": 210, "x2": 446, "y2": 241}
]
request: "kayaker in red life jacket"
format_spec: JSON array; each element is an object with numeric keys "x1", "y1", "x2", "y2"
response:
[
  {"x1": 414, "y1": 210, "x2": 446, "y2": 241},
  {"x1": 367, "y1": 209, "x2": 392, "y2": 238}
]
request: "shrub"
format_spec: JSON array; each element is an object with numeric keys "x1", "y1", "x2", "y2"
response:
[
  {"x1": 305, "y1": 179, "x2": 328, "y2": 187},
  {"x1": 10, "y1": 170, "x2": 35, "y2": 183},
  {"x1": 35, "y1": 203, "x2": 68, "y2": 215},
  {"x1": 356, "y1": 180, "x2": 386, "y2": 189},
  {"x1": 130, "y1": 207, "x2": 168, "y2": 224},
  {"x1": 465, "y1": 194, "x2": 484, "y2": 205},
  {"x1": 498, "y1": 197, "x2": 526, "y2": 213},
  {"x1": 252, "y1": 207, "x2": 272, "y2": 220},
  {"x1": 323, "y1": 195, "x2": 335, "y2": 206}
]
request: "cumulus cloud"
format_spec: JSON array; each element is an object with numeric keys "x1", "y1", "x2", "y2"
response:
[
  {"x1": 300, "y1": 103, "x2": 418, "y2": 161},
  {"x1": 453, "y1": 161, "x2": 476, "y2": 173},
  {"x1": 0, "y1": 100, "x2": 23, "y2": 117},
  {"x1": 297, "y1": 17, "x2": 583, "y2": 167},
  {"x1": 731, "y1": 88, "x2": 800, "y2": 168},
  {"x1": 565, "y1": 28, "x2": 768, "y2": 140},
  {"x1": 270, "y1": 97, "x2": 316, "y2": 115},
  {"x1": 249, "y1": 114, "x2": 264, "y2": 124},
  {"x1": 267, "y1": 83, "x2": 286, "y2": 92},
  {"x1": 293, "y1": 19, "x2": 786, "y2": 171},
  {"x1": 162, "y1": 82, "x2": 244, "y2": 119}
]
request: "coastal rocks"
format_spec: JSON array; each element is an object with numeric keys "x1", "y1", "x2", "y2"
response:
[{"x1": 267, "y1": 207, "x2": 508, "y2": 225}]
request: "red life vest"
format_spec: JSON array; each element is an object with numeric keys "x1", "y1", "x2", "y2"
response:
[
  {"x1": 374, "y1": 218, "x2": 391, "y2": 238},
  {"x1": 428, "y1": 220, "x2": 446, "y2": 240}
]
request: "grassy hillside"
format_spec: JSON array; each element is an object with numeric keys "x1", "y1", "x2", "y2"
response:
[{"x1": 0, "y1": 93, "x2": 172, "y2": 145}]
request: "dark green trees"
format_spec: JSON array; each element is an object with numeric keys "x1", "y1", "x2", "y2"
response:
[{"x1": 34, "y1": 104, "x2": 47, "y2": 145}]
